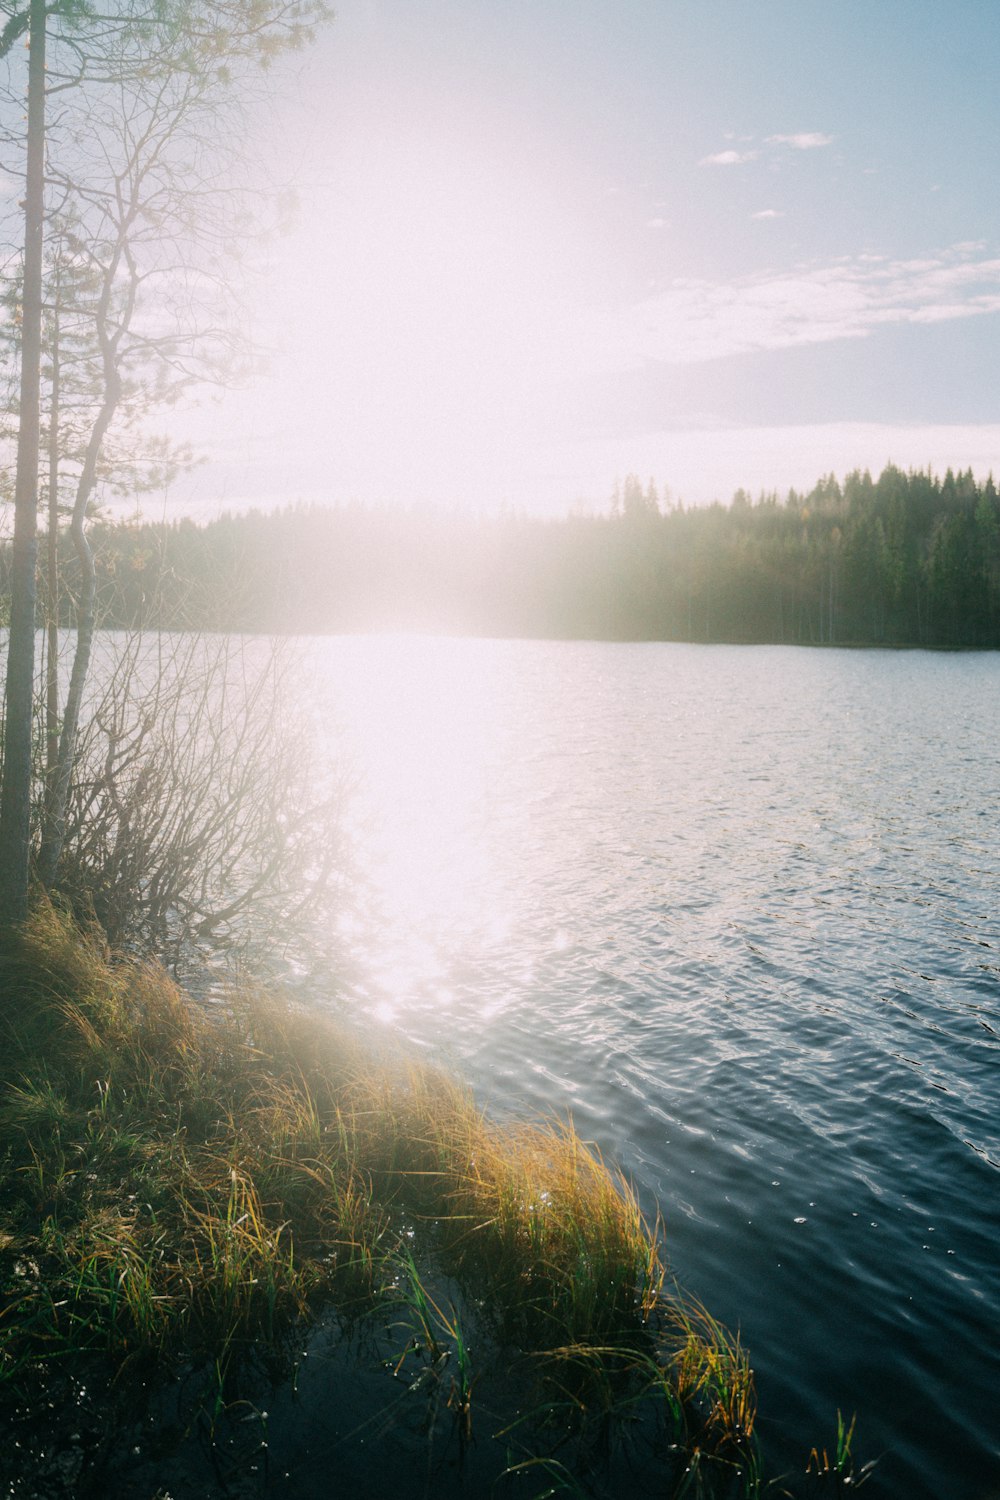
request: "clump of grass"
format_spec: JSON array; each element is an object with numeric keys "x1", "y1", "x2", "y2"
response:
[
  {"x1": 0, "y1": 902, "x2": 384, "y2": 1365},
  {"x1": 807, "y1": 1409, "x2": 876, "y2": 1492},
  {"x1": 0, "y1": 900, "x2": 859, "y2": 1496},
  {"x1": 666, "y1": 1295, "x2": 757, "y2": 1447}
]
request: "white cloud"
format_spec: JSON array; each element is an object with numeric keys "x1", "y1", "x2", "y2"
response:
[
  {"x1": 766, "y1": 132, "x2": 834, "y2": 149},
  {"x1": 752, "y1": 209, "x2": 784, "y2": 220},
  {"x1": 699, "y1": 149, "x2": 758, "y2": 167},
  {"x1": 698, "y1": 131, "x2": 832, "y2": 170},
  {"x1": 646, "y1": 216, "x2": 667, "y2": 229},
  {"x1": 610, "y1": 243, "x2": 1000, "y2": 367}
]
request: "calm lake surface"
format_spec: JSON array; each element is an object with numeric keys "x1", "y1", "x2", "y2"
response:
[{"x1": 285, "y1": 637, "x2": 1000, "y2": 1500}]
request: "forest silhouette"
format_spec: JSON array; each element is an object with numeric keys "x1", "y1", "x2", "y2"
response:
[{"x1": 13, "y1": 462, "x2": 1000, "y2": 648}]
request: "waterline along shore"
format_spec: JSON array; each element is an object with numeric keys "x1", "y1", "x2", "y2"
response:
[{"x1": 0, "y1": 901, "x2": 866, "y2": 1498}]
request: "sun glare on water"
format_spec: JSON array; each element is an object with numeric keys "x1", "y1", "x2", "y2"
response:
[{"x1": 320, "y1": 634, "x2": 516, "y2": 1030}]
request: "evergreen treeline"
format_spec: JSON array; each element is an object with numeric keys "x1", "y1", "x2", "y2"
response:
[{"x1": 8, "y1": 463, "x2": 1000, "y2": 646}]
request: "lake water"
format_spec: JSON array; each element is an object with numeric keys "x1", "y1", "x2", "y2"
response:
[{"x1": 285, "y1": 637, "x2": 1000, "y2": 1500}]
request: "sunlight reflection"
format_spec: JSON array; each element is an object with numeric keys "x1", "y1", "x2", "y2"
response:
[{"x1": 318, "y1": 635, "x2": 516, "y2": 1030}]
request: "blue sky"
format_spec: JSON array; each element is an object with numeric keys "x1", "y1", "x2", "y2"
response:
[{"x1": 176, "y1": 0, "x2": 1000, "y2": 515}]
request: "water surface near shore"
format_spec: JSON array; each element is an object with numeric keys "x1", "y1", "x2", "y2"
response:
[{"x1": 285, "y1": 638, "x2": 1000, "y2": 1498}]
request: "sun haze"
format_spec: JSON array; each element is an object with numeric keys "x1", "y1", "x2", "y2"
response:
[{"x1": 174, "y1": 0, "x2": 1000, "y2": 517}]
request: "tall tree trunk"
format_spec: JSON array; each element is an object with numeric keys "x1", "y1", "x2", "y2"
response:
[
  {"x1": 45, "y1": 277, "x2": 61, "y2": 788},
  {"x1": 0, "y1": 0, "x2": 46, "y2": 927}
]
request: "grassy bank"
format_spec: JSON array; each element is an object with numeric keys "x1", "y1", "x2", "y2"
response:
[{"x1": 0, "y1": 904, "x2": 862, "y2": 1497}]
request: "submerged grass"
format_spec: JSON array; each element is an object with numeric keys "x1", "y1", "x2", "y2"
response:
[{"x1": 0, "y1": 902, "x2": 865, "y2": 1496}]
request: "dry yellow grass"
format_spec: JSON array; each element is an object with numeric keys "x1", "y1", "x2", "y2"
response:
[{"x1": 0, "y1": 899, "x2": 771, "y2": 1492}]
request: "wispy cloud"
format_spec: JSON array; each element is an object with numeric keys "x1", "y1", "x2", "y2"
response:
[
  {"x1": 765, "y1": 132, "x2": 834, "y2": 150},
  {"x1": 698, "y1": 132, "x2": 833, "y2": 168},
  {"x1": 752, "y1": 209, "x2": 784, "y2": 220},
  {"x1": 699, "y1": 149, "x2": 758, "y2": 167},
  {"x1": 615, "y1": 243, "x2": 1000, "y2": 366}
]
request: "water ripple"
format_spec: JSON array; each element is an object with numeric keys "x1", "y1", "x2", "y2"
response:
[{"x1": 296, "y1": 638, "x2": 1000, "y2": 1500}]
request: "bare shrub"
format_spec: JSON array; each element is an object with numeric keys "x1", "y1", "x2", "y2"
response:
[{"x1": 39, "y1": 630, "x2": 350, "y2": 975}]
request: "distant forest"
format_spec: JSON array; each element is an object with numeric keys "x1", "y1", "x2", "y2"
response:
[{"x1": 7, "y1": 463, "x2": 1000, "y2": 647}]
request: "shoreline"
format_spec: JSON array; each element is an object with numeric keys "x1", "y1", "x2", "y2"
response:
[{"x1": 0, "y1": 902, "x2": 867, "y2": 1498}]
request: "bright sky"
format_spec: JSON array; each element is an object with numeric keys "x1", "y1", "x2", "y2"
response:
[{"x1": 173, "y1": 0, "x2": 1000, "y2": 517}]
